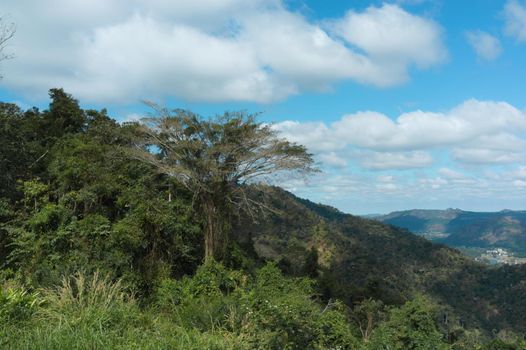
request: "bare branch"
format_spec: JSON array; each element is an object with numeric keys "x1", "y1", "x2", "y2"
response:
[{"x1": 0, "y1": 16, "x2": 15, "y2": 65}]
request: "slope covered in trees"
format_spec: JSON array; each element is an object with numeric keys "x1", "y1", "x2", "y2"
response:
[
  {"x1": 234, "y1": 189, "x2": 526, "y2": 334},
  {"x1": 1, "y1": 90, "x2": 525, "y2": 349}
]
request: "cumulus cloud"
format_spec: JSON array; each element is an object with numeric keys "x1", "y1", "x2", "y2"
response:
[
  {"x1": 271, "y1": 98, "x2": 526, "y2": 212},
  {"x1": 332, "y1": 4, "x2": 447, "y2": 85},
  {"x1": 2, "y1": 0, "x2": 447, "y2": 103},
  {"x1": 274, "y1": 99, "x2": 526, "y2": 168},
  {"x1": 504, "y1": 0, "x2": 526, "y2": 42},
  {"x1": 332, "y1": 100, "x2": 525, "y2": 151},
  {"x1": 272, "y1": 121, "x2": 339, "y2": 152},
  {"x1": 465, "y1": 31, "x2": 502, "y2": 60}
]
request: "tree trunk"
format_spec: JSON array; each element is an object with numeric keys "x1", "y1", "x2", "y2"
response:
[
  {"x1": 204, "y1": 204, "x2": 215, "y2": 260},
  {"x1": 203, "y1": 200, "x2": 223, "y2": 261}
]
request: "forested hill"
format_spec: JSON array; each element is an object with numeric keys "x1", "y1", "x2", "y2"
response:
[
  {"x1": 375, "y1": 209, "x2": 526, "y2": 252},
  {"x1": 235, "y1": 188, "x2": 526, "y2": 333},
  {"x1": 2, "y1": 89, "x2": 526, "y2": 348}
]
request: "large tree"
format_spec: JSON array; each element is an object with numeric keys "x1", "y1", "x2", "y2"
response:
[{"x1": 132, "y1": 107, "x2": 317, "y2": 260}]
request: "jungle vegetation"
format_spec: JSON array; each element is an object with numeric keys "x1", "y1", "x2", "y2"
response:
[{"x1": 1, "y1": 89, "x2": 525, "y2": 349}]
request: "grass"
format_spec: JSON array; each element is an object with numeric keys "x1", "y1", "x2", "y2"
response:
[{"x1": 0, "y1": 271, "x2": 246, "y2": 350}]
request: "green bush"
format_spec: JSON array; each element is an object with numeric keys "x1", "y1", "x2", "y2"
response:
[
  {"x1": 367, "y1": 295, "x2": 449, "y2": 350},
  {"x1": 0, "y1": 284, "x2": 43, "y2": 323},
  {"x1": 155, "y1": 261, "x2": 359, "y2": 349}
]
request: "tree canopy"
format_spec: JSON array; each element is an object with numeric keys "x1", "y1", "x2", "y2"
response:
[{"x1": 133, "y1": 106, "x2": 317, "y2": 259}]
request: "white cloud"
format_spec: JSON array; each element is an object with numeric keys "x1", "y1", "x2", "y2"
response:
[
  {"x1": 394, "y1": 0, "x2": 430, "y2": 5},
  {"x1": 271, "y1": 120, "x2": 340, "y2": 152},
  {"x1": 1, "y1": 1, "x2": 447, "y2": 103},
  {"x1": 331, "y1": 4, "x2": 447, "y2": 85},
  {"x1": 121, "y1": 113, "x2": 142, "y2": 123},
  {"x1": 452, "y1": 148, "x2": 525, "y2": 164},
  {"x1": 360, "y1": 151, "x2": 433, "y2": 170},
  {"x1": 280, "y1": 164, "x2": 526, "y2": 214},
  {"x1": 504, "y1": 0, "x2": 526, "y2": 42},
  {"x1": 274, "y1": 99, "x2": 526, "y2": 169},
  {"x1": 334, "y1": 100, "x2": 525, "y2": 151},
  {"x1": 510, "y1": 166, "x2": 526, "y2": 179},
  {"x1": 275, "y1": 99, "x2": 526, "y2": 152},
  {"x1": 318, "y1": 152, "x2": 348, "y2": 168},
  {"x1": 438, "y1": 167, "x2": 466, "y2": 179},
  {"x1": 466, "y1": 31, "x2": 502, "y2": 61},
  {"x1": 376, "y1": 182, "x2": 398, "y2": 192},
  {"x1": 377, "y1": 175, "x2": 395, "y2": 182},
  {"x1": 450, "y1": 132, "x2": 526, "y2": 164},
  {"x1": 419, "y1": 177, "x2": 448, "y2": 189},
  {"x1": 75, "y1": 15, "x2": 290, "y2": 103}
]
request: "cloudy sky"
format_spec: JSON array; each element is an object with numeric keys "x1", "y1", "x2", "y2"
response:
[{"x1": 1, "y1": 0, "x2": 526, "y2": 214}]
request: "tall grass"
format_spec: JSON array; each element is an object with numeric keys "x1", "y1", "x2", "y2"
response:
[
  {"x1": 49, "y1": 271, "x2": 129, "y2": 309},
  {"x1": 39, "y1": 271, "x2": 137, "y2": 329},
  {"x1": 0, "y1": 271, "x2": 244, "y2": 349}
]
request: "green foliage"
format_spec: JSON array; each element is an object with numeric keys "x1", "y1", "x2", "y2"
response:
[
  {"x1": 41, "y1": 88, "x2": 86, "y2": 140},
  {"x1": 368, "y1": 295, "x2": 448, "y2": 350},
  {"x1": 351, "y1": 298, "x2": 386, "y2": 342},
  {"x1": 0, "y1": 284, "x2": 43, "y2": 323},
  {"x1": 0, "y1": 266, "x2": 521, "y2": 349},
  {"x1": 480, "y1": 338, "x2": 526, "y2": 350},
  {"x1": 156, "y1": 261, "x2": 359, "y2": 349},
  {"x1": 20, "y1": 179, "x2": 49, "y2": 211},
  {"x1": 2, "y1": 95, "x2": 201, "y2": 289},
  {"x1": 302, "y1": 246, "x2": 320, "y2": 278},
  {"x1": 2, "y1": 90, "x2": 526, "y2": 348},
  {"x1": 0, "y1": 103, "x2": 42, "y2": 200},
  {"x1": 0, "y1": 272, "x2": 244, "y2": 349}
]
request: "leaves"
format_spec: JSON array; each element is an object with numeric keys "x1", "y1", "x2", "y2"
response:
[{"x1": 132, "y1": 107, "x2": 318, "y2": 259}]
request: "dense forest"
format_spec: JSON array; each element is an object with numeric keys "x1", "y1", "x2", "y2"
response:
[{"x1": 1, "y1": 89, "x2": 526, "y2": 349}]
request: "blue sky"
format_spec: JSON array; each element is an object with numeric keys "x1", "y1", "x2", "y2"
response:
[{"x1": 1, "y1": 0, "x2": 526, "y2": 214}]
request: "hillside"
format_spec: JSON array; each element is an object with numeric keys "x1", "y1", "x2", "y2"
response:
[
  {"x1": 2, "y1": 91, "x2": 526, "y2": 347},
  {"x1": 235, "y1": 190, "x2": 526, "y2": 334},
  {"x1": 375, "y1": 209, "x2": 526, "y2": 253}
]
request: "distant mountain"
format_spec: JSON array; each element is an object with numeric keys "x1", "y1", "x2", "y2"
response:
[
  {"x1": 234, "y1": 189, "x2": 526, "y2": 334},
  {"x1": 374, "y1": 209, "x2": 526, "y2": 253}
]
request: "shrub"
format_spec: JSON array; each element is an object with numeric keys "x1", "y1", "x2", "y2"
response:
[
  {"x1": 155, "y1": 261, "x2": 359, "y2": 349},
  {"x1": 0, "y1": 284, "x2": 43, "y2": 323},
  {"x1": 368, "y1": 295, "x2": 449, "y2": 350}
]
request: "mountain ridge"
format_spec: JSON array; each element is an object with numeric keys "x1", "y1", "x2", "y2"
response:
[{"x1": 373, "y1": 208, "x2": 526, "y2": 253}]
